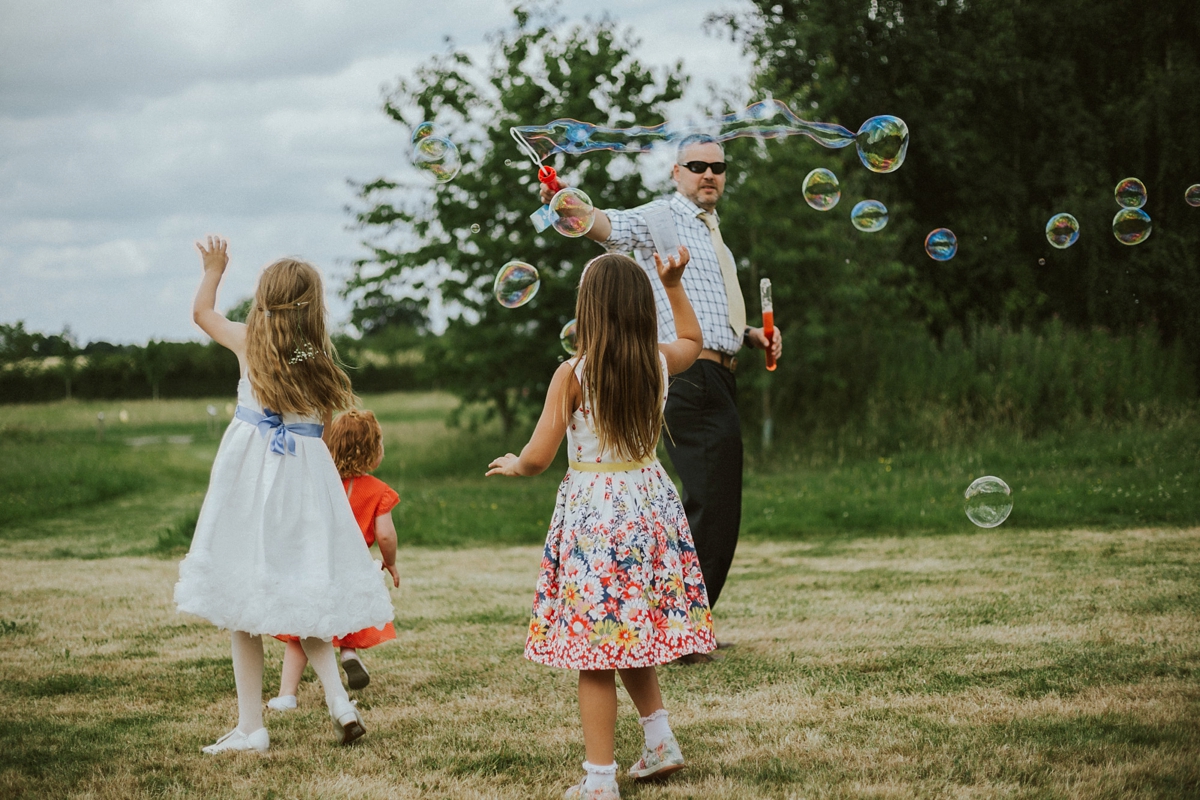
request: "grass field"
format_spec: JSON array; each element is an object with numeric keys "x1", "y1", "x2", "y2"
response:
[{"x1": 1, "y1": 394, "x2": 1198, "y2": 798}]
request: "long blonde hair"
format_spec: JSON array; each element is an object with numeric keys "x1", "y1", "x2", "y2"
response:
[
  {"x1": 244, "y1": 258, "x2": 355, "y2": 416},
  {"x1": 572, "y1": 254, "x2": 663, "y2": 461}
]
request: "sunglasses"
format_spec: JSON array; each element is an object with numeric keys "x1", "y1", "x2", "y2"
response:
[{"x1": 678, "y1": 160, "x2": 728, "y2": 175}]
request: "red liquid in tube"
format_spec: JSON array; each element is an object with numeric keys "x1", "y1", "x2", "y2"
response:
[{"x1": 762, "y1": 310, "x2": 776, "y2": 371}]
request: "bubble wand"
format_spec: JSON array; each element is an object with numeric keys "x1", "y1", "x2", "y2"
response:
[
  {"x1": 511, "y1": 128, "x2": 563, "y2": 232},
  {"x1": 760, "y1": 279, "x2": 776, "y2": 372}
]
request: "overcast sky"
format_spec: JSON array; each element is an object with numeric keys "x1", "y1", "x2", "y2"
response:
[{"x1": 0, "y1": 0, "x2": 754, "y2": 344}]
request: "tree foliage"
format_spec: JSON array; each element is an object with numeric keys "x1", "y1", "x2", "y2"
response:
[
  {"x1": 345, "y1": 6, "x2": 683, "y2": 430},
  {"x1": 715, "y1": 0, "x2": 1200, "y2": 355},
  {"x1": 689, "y1": 0, "x2": 1200, "y2": 433}
]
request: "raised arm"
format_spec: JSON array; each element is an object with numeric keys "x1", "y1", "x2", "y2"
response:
[
  {"x1": 655, "y1": 246, "x2": 703, "y2": 375},
  {"x1": 486, "y1": 360, "x2": 579, "y2": 477},
  {"x1": 193, "y1": 236, "x2": 247, "y2": 362}
]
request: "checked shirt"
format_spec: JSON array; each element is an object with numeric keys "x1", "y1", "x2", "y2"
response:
[{"x1": 602, "y1": 192, "x2": 743, "y2": 356}]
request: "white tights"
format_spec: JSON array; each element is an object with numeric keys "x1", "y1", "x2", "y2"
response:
[{"x1": 231, "y1": 631, "x2": 349, "y2": 732}]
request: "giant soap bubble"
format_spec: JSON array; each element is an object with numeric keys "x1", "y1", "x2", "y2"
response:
[
  {"x1": 1045, "y1": 213, "x2": 1080, "y2": 249},
  {"x1": 803, "y1": 168, "x2": 841, "y2": 211},
  {"x1": 1186, "y1": 184, "x2": 1200, "y2": 207},
  {"x1": 510, "y1": 99, "x2": 908, "y2": 174},
  {"x1": 493, "y1": 261, "x2": 540, "y2": 308}
]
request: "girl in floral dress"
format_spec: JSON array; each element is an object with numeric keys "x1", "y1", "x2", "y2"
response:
[{"x1": 488, "y1": 247, "x2": 716, "y2": 800}]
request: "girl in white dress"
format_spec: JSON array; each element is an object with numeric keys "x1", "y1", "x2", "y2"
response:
[
  {"x1": 175, "y1": 236, "x2": 394, "y2": 754},
  {"x1": 488, "y1": 248, "x2": 714, "y2": 800}
]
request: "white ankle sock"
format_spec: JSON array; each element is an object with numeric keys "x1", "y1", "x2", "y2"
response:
[
  {"x1": 639, "y1": 708, "x2": 672, "y2": 749},
  {"x1": 582, "y1": 761, "x2": 618, "y2": 791}
]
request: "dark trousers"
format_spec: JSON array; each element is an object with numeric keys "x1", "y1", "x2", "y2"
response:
[{"x1": 663, "y1": 360, "x2": 742, "y2": 608}]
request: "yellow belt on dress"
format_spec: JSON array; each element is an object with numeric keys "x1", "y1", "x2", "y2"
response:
[{"x1": 569, "y1": 458, "x2": 656, "y2": 472}]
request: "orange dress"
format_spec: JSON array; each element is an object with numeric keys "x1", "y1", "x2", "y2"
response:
[{"x1": 275, "y1": 474, "x2": 399, "y2": 648}]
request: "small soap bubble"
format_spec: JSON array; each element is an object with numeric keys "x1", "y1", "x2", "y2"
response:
[
  {"x1": 924, "y1": 228, "x2": 958, "y2": 261},
  {"x1": 1114, "y1": 177, "x2": 1147, "y2": 209},
  {"x1": 855, "y1": 115, "x2": 909, "y2": 174},
  {"x1": 504, "y1": 159, "x2": 514, "y2": 167},
  {"x1": 802, "y1": 168, "x2": 841, "y2": 211},
  {"x1": 1038, "y1": 258, "x2": 1046, "y2": 266},
  {"x1": 1112, "y1": 208, "x2": 1152, "y2": 245},
  {"x1": 1045, "y1": 213, "x2": 1080, "y2": 249},
  {"x1": 850, "y1": 200, "x2": 888, "y2": 232},
  {"x1": 470, "y1": 224, "x2": 481, "y2": 234},
  {"x1": 560, "y1": 318, "x2": 578, "y2": 355},
  {"x1": 549, "y1": 188, "x2": 595, "y2": 238},
  {"x1": 964, "y1": 476, "x2": 1013, "y2": 528},
  {"x1": 493, "y1": 261, "x2": 540, "y2": 308},
  {"x1": 412, "y1": 121, "x2": 436, "y2": 143},
  {"x1": 1186, "y1": 184, "x2": 1200, "y2": 207}
]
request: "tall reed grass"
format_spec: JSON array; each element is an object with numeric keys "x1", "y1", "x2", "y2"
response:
[{"x1": 753, "y1": 320, "x2": 1197, "y2": 453}]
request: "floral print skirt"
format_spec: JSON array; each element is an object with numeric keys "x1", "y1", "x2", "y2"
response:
[{"x1": 525, "y1": 461, "x2": 716, "y2": 670}]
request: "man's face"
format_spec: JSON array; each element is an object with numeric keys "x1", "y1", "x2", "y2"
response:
[{"x1": 672, "y1": 142, "x2": 726, "y2": 211}]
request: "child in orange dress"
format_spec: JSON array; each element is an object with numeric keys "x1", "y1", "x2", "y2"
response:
[{"x1": 268, "y1": 409, "x2": 401, "y2": 709}]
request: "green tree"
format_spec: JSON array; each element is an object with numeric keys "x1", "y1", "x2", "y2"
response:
[
  {"x1": 139, "y1": 340, "x2": 169, "y2": 400},
  {"x1": 715, "y1": 0, "x2": 1200, "y2": 372},
  {"x1": 345, "y1": 5, "x2": 683, "y2": 431}
]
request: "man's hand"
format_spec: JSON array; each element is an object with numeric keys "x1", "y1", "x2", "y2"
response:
[
  {"x1": 653, "y1": 246, "x2": 691, "y2": 288},
  {"x1": 745, "y1": 326, "x2": 782, "y2": 360}
]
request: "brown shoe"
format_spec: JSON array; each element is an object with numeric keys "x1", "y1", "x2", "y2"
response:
[{"x1": 671, "y1": 652, "x2": 714, "y2": 666}]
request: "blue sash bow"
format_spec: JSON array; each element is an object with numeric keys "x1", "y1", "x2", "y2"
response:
[{"x1": 234, "y1": 405, "x2": 324, "y2": 456}]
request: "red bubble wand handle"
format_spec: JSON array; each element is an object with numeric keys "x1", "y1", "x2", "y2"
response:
[
  {"x1": 538, "y1": 165, "x2": 563, "y2": 194},
  {"x1": 760, "y1": 278, "x2": 776, "y2": 372}
]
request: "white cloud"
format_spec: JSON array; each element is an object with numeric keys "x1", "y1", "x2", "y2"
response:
[{"x1": 0, "y1": 0, "x2": 755, "y2": 344}]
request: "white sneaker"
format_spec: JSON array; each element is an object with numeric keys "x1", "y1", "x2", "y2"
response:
[
  {"x1": 329, "y1": 697, "x2": 366, "y2": 745},
  {"x1": 267, "y1": 695, "x2": 297, "y2": 711},
  {"x1": 201, "y1": 727, "x2": 269, "y2": 754}
]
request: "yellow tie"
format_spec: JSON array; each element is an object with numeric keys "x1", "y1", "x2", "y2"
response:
[{"x1": 700, "y1": 212, "x2": 747, "y2": 342}]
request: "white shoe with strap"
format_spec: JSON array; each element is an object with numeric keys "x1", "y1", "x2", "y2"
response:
[
  {"x1": 329, "y1": 697, "x2": 366, "y2": 745},
  {"x1": 201, "y1": 727, "x2": 269, "y2": 754}
]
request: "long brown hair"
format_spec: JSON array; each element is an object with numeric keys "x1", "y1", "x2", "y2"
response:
[
  {"x1": 327, "y1": 409, "x2": 382, "y2": 478},
  {"x1": 572, "y1": 254, "x2": 663, "y2": 461},
  {"x1": 244, "y1": 258, "x2": 355, "y2": 416}
]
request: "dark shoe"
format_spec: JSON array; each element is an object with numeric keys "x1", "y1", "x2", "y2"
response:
[
  {"x1": 671, "y1": 652, "x2": 714, "y2": 666},
  {"x1": 715, "y1": 640, "x2": 735, "y2": 650},
  {"x1": 341, "y1": 654, "x2": 370, "y2": 690}
]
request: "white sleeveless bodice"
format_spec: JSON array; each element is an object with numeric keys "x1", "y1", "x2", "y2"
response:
[
  {"x1": 236, "y1": 374, "x2": 321, "y2": 424},
  {"x1": 566, "y1": 354, "x2": 669, "y2": 466}
]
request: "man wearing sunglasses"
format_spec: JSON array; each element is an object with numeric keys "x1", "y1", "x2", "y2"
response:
[{"x1": 539, "y1": 134, "x2": 782, "y2": 650}]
